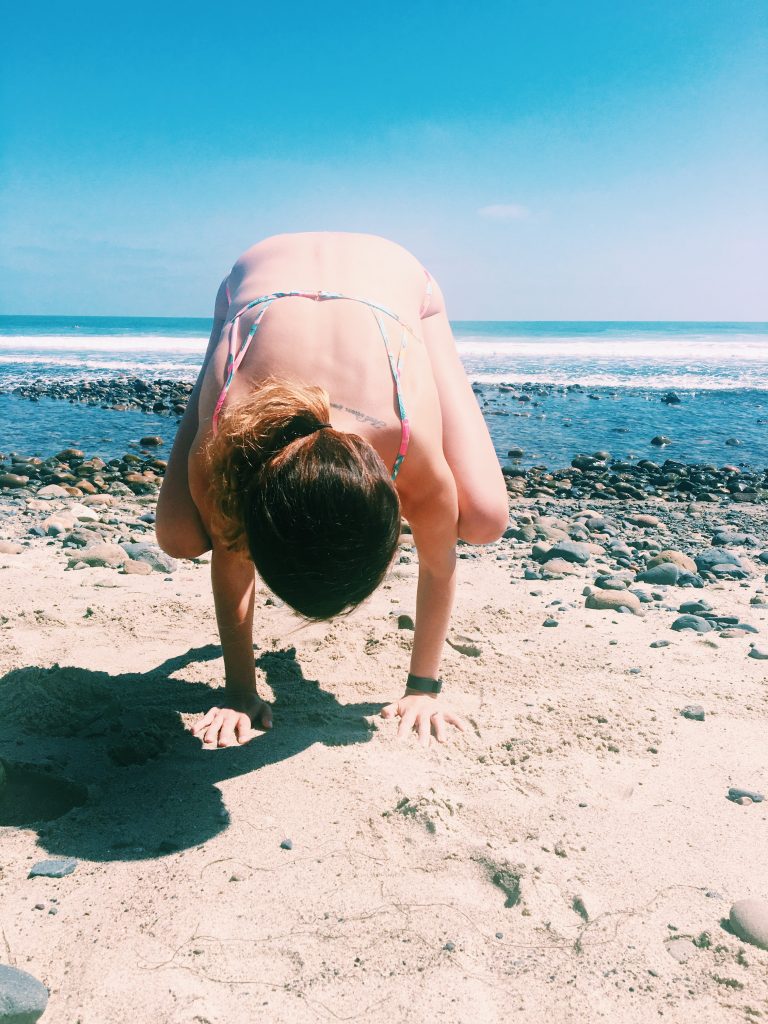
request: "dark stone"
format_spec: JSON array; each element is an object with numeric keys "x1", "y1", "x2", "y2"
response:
[
  {"x1": 28, "y1": 858, "x2": 78, "y2": 878},
  {"x1": 680, "y1": 705, "x2": 705, "y2": 721},
  {"x1": 671, "y1": 614, "x2": 713, "y2": 633},
  {"x1": 0, "y1": 964, "x2": 48, "y2": 1023}
]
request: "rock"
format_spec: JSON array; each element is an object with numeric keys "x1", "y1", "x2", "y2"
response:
[
  {"x1": 661, "y1": 392, "x2": 681, "y2": 404},
  {"x1": 541, "y1": 540, "x2": 591, "y2": 565},
  {"x1": 728, "y1": 787, "x2": 764, "y2": 803},
  {"x1": 122, "y1": 558, "x2": 153, "y2": 576},
  {"x1": 396, "y1": 612, "x2": 415, "y2": 630},
  {"x1": 139, "y1": 436, "x2": 164, "y2": 447},
  {"x1": 119, "y1": 542, "x2": 177, "y2": 573},
  {"x1": 650, "y1": 436, "x2": 672, "y2": 447},
  {"x1": 280, "y1": 838, "x2": 293, "y2": 850},
  {"x1": 729, "y1": 899, "x2": 768, "y2": 950},
  {"x1": 636, "y1": 563, "x2": 703, "y2": 588},
  {"x1": 69, "y1": 543, "x2": 128, "y2": 569},
  {"x1": 542, "y1": 618, "x2": 559, "y2": 627},
  {"x1": 680, "y1": 705, "x2": 705, "y2": 721},
  {"x1": 665, "y1": 938, "x2": 695, "y2": 963},
  {"x1": 0, "y1": 964, "x2": 48, "y2": 1023},
  {"x1": 541, "y1": 557, "x2": 581, "y2": 576},
  {"x1": 0, "y1": 541, "x2": 23, "y2": 554},
  {"x1": 70, "y1": 503, "x2": 99, "y2": 522},
  {"x1": 679, "y1": 599, "x2": 712, "y2": 614},
  {"x1": 650, "y1": 639, "x2": 671, "y2": 648},
  {"x1": 694, "y1": 548, "x2": 744, "y2": 574},
  {"x1": 36, "y1": 483, "x2": 71, "y2": 499},
  {"x1": 671, "y1": 614, "x2": 713, "y2": 633},
  {"x1": 0, "y1": 473, "x2": 29, "y2": 488},
  {"x1": 748, "y1": 645, "x2": 768, "y2": 660},
  {"x1": 647, "y1": 550, "x2": 697, "y2": 573},
  {"x1": 28, "y1": 857, "x2": 78, "y2": 878},
  {"x1": 594, "y1": 575, "x2": 628, "y2": 590},
  {"x1": 585, "y1": 590, "x2": 644, "y2": 615},
  {"x1": 627, "y1": 513, "x2": 661, "y2": 527}
]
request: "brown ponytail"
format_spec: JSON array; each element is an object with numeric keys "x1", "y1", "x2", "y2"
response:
[{"x1": 206, "y1": 377, "x2": 401, "y2": 619}]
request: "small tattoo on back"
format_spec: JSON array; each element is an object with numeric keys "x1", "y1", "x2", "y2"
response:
[{"x1": 331, "y1": 402, "x2": 386, "y2": 429}]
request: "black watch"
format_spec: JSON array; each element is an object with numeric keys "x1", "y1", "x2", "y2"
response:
[{"x1": 406, "y1": 673, "x2": 443, "y2": 694}]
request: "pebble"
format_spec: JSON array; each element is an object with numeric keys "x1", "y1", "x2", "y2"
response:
[
  {"x1": 396, "y1": 613, "x2": 415, "y2": 630},
  {"x1": 443, "y1": 941, "x2": 456, "y2": 952},
  {"x1": 729, "y1": 898, "x2": 768, "y2": 950},
  {"x1": 542, "y1": 618, "x2": 559, "y2": 627},
  {"x1": 0, "y1": 540, "x2": 23, "y2": 554},
  {"x1": 636, "y1": 563, "x2": 703, "y2": 588},
  {"x1": 122, "y1": 558, "x2": 153, "y2": 575},
  {"x1": 650, "y1": 639, "x2": 671, "y2": 648},
  {"x1": 0, "y1": 964, "x2": 48, "y2": 1023},
  {"x1": 28, "y1": 858, "x2": 78, "y2": 878},
  {"x1": 748, "y1": 645, "x2": 768, "y2": 660},
  {"x1": 280, "y1": 838, "x2": 293, "y2": 850}
]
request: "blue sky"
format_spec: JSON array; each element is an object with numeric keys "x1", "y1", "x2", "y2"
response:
[{"x1": 1, "y1": 0, "x2": 766, "y2": 318}]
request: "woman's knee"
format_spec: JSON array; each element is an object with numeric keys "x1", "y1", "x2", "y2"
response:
[{"x1": 458, "y1": 497, "x2": 509, "y2": 545}]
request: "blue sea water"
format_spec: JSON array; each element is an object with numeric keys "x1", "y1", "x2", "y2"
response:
[{"x1": 0, "y1": 316, "x2": 766, "y2": 469}]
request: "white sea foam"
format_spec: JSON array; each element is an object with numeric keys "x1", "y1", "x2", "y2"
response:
[
  {"x1": 453, "y1": 336, "x2": 768, "y2": 362},
  {"x1": 467, "y1": 370, "x2": 768, "y2": 391},
  {"x1": 0, "y1": 335, "x2": 207, "y2": 353}
]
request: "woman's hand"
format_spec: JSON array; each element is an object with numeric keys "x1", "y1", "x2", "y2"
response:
[
  {"x1": 190, "y1": 691, "x2": 272, "y2": 748},
  {"x1": 380, "y1": 693, "x2": 466, "y2": 747}
]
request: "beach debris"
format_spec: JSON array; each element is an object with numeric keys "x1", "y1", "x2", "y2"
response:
[
  {"x1": 28, "y1": 857, "x2": 78, "y2": 878},
  {"x1": 729, "y1": 898, "x2": 768, "y2": 950},
  {"x1": 728, "y1": 788, "x2": 764, "y2": 804},
  {"x1": 0, "y1": 964, "x2": 49, "y2": 1023},
  {"x1": 280, "y1": 838, "x2": 293, "y2": 850}
]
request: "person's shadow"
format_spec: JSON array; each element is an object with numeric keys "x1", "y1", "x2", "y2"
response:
[{"x1": 0, "y1": 645, "x2": 381, "y2": 861}]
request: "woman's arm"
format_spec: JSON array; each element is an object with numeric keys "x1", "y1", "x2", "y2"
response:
[
  {"x1": 381, "y1": 470, "x2": 466, "y2": 745},
  {"x1": 190, "y1": 543, "x2": 273, "y2": 746}
]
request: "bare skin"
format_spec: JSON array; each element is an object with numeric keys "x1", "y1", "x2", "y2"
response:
[{"x1": 155, "y1": 232, "x2": 508, "y2": 749}]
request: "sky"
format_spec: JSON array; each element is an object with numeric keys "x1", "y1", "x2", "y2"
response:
[{"x1": 1, "y1": 0, "x2": 766, "y2": 319}]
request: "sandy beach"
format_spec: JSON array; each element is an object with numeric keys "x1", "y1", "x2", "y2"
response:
[{"x1": 1, "y1": 481, "x2": 767, "y2": 1023}]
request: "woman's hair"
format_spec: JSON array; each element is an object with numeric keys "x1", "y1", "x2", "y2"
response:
[{"x1": 206, "y1": 377, "x2": 402, "y2": 620}]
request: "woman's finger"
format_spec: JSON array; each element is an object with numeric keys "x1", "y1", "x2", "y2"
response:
[
  {"x1": 442, "y1": 711, "x2": 467, "y2": 733},
  {"x1": 417, "y1": 712, "x2": 432, "y2": 748},
  {"x1": 380, "y1": 702, "x2": 399, "y2": 720},
  {"x1": 202, "y1": 712, "x2": 226, "y2": 745},
  {"x1": 396, "y1": 708, "x2": 418, "y2": 739},
  {"x1": 191, "y1": 707, "x2": 220, "y2": 736},
  {"x1": 217, "y1": 716, "x2": 239, "y2": 747},
  {"x1": 431, "y1": 712, "x2": 448, "y2": 743},
  {"x1": 235, "y1": 715, "x2": 257, "y2": 744}
]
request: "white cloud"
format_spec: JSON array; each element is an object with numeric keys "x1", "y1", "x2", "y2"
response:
[{"x1": 477, "y1": 203, "x2": 530, "y2": 221}]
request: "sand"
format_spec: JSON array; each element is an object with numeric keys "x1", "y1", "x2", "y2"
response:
[{"x1": 1, "y1": 493, "x2": 767, "y2": 1024}]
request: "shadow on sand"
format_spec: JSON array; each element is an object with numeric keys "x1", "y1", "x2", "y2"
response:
[{"x1": 0, "y1": 645, "x2": 380, "y2": 861}]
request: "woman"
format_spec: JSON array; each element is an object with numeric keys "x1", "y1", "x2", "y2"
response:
[{"x1": 155, "y1": 232, "x2": 508, "y2": 748}]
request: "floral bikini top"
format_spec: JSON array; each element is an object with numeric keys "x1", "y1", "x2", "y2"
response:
[{"x1": 212, "y1": 274, "x2": 432, "y2": 480}]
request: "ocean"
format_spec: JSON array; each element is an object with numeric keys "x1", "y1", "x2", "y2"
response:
[{"x1": 0, "y1": 317, "x2": 766, "y2": 469}]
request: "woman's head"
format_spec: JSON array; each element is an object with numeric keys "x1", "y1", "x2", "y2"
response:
[{"x1": 207, "y1": 378, "x2": 401, "y2": 619}]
